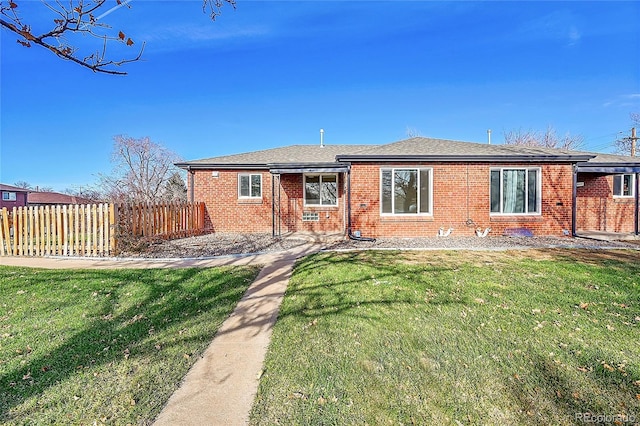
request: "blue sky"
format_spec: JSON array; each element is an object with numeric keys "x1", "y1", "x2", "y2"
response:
[{"x1": 1, "y1": 0, "x2": 639, "y2": 192}]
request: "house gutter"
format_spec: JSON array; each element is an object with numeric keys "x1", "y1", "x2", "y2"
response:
[
  {"x1": 176, "y1": 163, "x2": 268, "y2": 170},
  {"x1": 576, "y1": 164, "x2": 640, "y2": 174},
  {"x1": 268, "y1": 163, "x2": 349, "y2": 174},
  {"x1": 176, "y1": 162, "x2": 349, "y2": 173},
  {"x1": 336, "y1": 154, "x2": 595, "y2": 163}
]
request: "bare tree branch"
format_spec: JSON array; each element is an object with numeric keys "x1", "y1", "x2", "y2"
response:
[
  {"x1": 1, "y1": 0, "x2": 234, "y2": 75},
  {"x1": 203, "y1": 0, "x2": 236, "y2": 20},
  {"x1": 100, "y1": 135, "x2": 183, "y2": 203},
  {"x1": 13, "y1": 180, "x2": 33, "y2": 189},
  {"x1": 503, "y1": 126, "x2": 584, "y2": 150}
]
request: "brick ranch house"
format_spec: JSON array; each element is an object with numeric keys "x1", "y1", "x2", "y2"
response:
[{"x1": 176, "y1": 137, "x2": 640, "y2": 239}]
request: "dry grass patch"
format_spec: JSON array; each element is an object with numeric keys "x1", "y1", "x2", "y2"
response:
[{"x1": 391, "y1": 247, "x2": 640, "y2": 265}]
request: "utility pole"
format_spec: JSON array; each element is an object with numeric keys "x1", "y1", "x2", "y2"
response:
[{"x1": 620, "y1": 127, "x2": 638, "y2": 156}]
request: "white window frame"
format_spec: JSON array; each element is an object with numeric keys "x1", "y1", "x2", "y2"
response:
[
  {"x1": 2, "y1": 191, "x2": 17, "y2": 201},
  {"x1": 238, "y1": 173, "x2": 262, "y2": 199},
  {"x1": 304, "y1": 174, "x2": 338, "y2": 207},
  {"x1": 490, "y1": 167, "x2": 541, "y2": 215},
  {"x1": 612, "y1": 174, "x2": 635, "y2": 198},
  {"x1": 379, "y1": 167, "x2": 433, "y2": 216}
]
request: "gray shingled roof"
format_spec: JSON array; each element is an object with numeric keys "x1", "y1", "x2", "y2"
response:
[
  {"x1": 341, "y1": 137, "x2": 513, "y2": 156},
  {"x1": 176, "y1": 144, "x2": 376, "y2": 168},
  {"x1": 336, "y1": 137, "x2": 596, "y2": 162},
  {"x1": 177, "y1": 138, "x2": 640, "y2": 169},
  {"x1": 580, "y1": 152, "x2": 640, "y2": 165}
]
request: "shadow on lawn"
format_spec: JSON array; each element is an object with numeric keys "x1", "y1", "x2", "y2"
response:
[
  {"x1": 506, "y1": 349, "x2": 640, "y2": 423},
  {"x1": 279, "y1": 251, "x2": 467, "y2": 321},
  {"x1": 544, "y1": 248, "x2": 640, "y2": 267},
  {"x1": 284, "y1": 251, "x2": 640, "y2": 422},
  {"x1": 0, "y1": 266, "x2": 253, "y2": 422}
]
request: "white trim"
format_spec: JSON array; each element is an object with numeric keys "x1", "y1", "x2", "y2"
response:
[
  {"x1": 612, "y1": 174, "x2": 635, "y2": 198},
  {"x1": 2, "y1": 191, "x2": 17, "y2": 201},
  {"x1": 238, "y1": 173, "x2": 262, "y2": 199},
  {"x1": 379, "y1": 167, "x2": 433, "y2": 216},
  {"x1": 303, "y1": 173, "x2": 338, "y2": 207},
  {"x1": 489, "y1": 167, "x2": 542, "y2": 216}
]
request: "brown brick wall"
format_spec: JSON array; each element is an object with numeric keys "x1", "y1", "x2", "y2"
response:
[
  {"x1": 190, "y1": 169, "x2": 273, "y2": 232},
  {"x1": 189, "y1": 165, "x2": 638, "y2": 237},
  {"x1": 189, "y1": 170, "x2": 346, "y2": 234},
  {"x1": 349, "y1": 162, "x2": 574, "y2": 237},
  {"x1": 576, "y1": 174, "x2": 637, "y2": 233}
]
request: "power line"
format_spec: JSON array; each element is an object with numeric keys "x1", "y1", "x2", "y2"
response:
[{"x1": 582, "y1": 132, "x2": 620, "y2": 144}]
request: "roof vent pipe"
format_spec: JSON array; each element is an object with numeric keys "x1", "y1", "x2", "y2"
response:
[
  {"x1": 487, "y1": 129, "x2": 492, "y2": 145},
  {"x1": 320, "y1": 128, "x2": 325, "y2": 148}
]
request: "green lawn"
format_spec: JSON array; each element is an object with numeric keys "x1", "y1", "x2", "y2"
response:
[
  {"x1": 251, "y1": 249, "x2": 640, "y2": 425},
  {"x1": 0, "y1": 265, "x2": 259, "y2": 425}
]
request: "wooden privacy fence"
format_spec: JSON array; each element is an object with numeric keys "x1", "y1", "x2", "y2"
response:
[
  {"x1": 0, "y1": 202, "x2": 206, "y2": 257},
  {"x1": 114, "y1": 202, "x2": 206, "y2": 239}
]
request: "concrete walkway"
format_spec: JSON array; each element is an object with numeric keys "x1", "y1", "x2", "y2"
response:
[
  {"x1": 153, "y1": 255, "x2": 301, "y2": 426},
  {"x1": 0, "y1": 246, "x2": 311, "y2": 270},
  {"x1": 0, "y1": 243, "x2": 321, "y2": 426}
]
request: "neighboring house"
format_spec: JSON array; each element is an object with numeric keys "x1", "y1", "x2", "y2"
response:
[
  {"x1": 176, "y1": 137, "x2": 640, "y2": 238},
  {"x1": 27, "y1": 191, "x2": 94, "y2": 206},
  {"x1": 0, "y1": 184, "x2": 29, "y2": 209}
]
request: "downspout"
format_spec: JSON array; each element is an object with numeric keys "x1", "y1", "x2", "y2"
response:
[
  {"x1": 271, "y1": 173, "x2": 275, "y2": 237},
  {"x1": 635, "y1": 173, "x2": 640, "y2": 235},
  {"x1": 346, "y1": 166, "x2": 376, "y2": 242},
  {"x1": 346, "y1": 167, "x2": 352, "y2": 233},
  {"x1": 278, "y1": 178, "x2": 281, "y2": 236},
  {"x1": 342, "y1": 173, "x2": 347, "y2": 237},
  {"x1": 188, "y1": 166, "x2": 195, "y2": 203},
  {"x1": 571, "y1": 164, "x2": 578, "y2": 237}
]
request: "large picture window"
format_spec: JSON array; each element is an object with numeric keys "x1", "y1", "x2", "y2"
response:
[
  {"x1": 613, "y1": 174, "x2": 635, "y2": 198},
  {"x1": 380, "y1": 168, "x2": 431, "y2": 215},
  {"x1": 238, "y1": 173, "x2": 262, "y2": 199},
  {"x1": 304, "y1": 174, "x2": 337, "y2": 206},
  {"x1": 490, "y1": 168, "x2": 540, "y2": 214}
]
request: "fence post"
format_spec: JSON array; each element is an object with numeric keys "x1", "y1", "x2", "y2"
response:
[
  {"x1": 0, "y1": 208, "x2": 7, "y2": 256},
  {"x1": 9, "y1": 208, "x2": 15, "y2": 255},
  {"x1": 38, "y1": 206, "x2": 44, "y2": 256},
  {"x1": 44, "y1": 205, "x2": 50, "y2": 255},
  {"x1": 93, "y1": 204, "x2": 99, "y2": 256},
  {"x1": 73, "y1": 205, "x2": 79, "y2": 256},
  {"x1": 110, "y1": 203, "x2": 117, "y2": 255},
  {"x1": 61, "y1": 205, "x2": 67, "y2": 256},
  {"x1": 16, "y1": 207, "x2": 23, "y2": 256},
  {"x1": 33, "y1": 206, "x2": 40, "y2": 256},
  {"x1": 24, "y1": 206, "x2": 33, "y2": 256}
]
